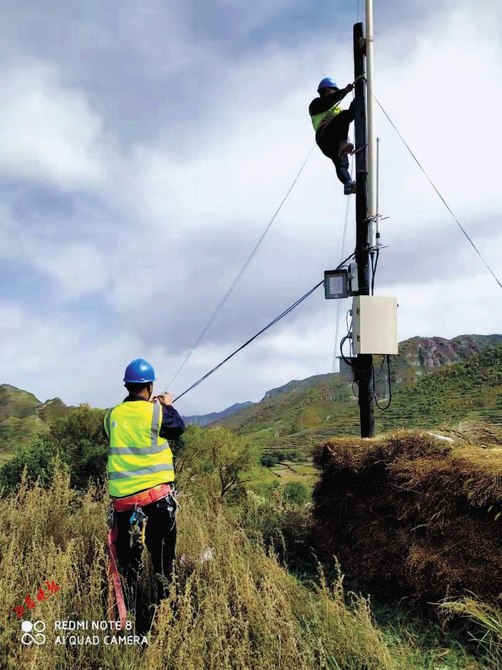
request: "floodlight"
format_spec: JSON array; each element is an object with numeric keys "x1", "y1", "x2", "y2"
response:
[{"x1": 324, "y1": 269, "x2": 349, "y2": 299}]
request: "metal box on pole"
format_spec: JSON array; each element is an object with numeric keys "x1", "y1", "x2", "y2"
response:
[{"x1": 352, "y1": 296, "x2": 398, "y2": 355}]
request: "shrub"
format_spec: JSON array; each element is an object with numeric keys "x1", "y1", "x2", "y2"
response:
[
  {"x1": 273, "y1": 449, "x2": 302, "y2": 463},
  {"x1": 260, "y1": 455, "x2": 278, "y2": 468},
  {"x1": 282, "y1": 481, "x2": 310, "y2": 505}
]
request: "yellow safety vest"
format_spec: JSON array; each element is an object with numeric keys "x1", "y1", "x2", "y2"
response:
[
  {"x1": 311, "y1": 102, "x2": 342, "y2": 132},
  {"x1": 104, "y1": 401, "x2": 175, "y2": 498}
]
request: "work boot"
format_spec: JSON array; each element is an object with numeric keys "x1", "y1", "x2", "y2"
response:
[
  {"x1": 344, "y1": 180, "x2": 357, "y2": 195},
  {"x1": 338, "y1": 141, "x2": 354, "y2": 160}
]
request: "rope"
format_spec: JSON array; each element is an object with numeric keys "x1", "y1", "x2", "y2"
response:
[
  {"x1": 374, "y1": 95, "x2": 502, "y2": 291},
  {"x1": 172, "y1": 281, "x2": 323, "y2": 403},
  {"x1": 173, "y1": 253, "x2": 355, "y2": 403},
  {"x1": 163, "y1": 145, "x2": 316, "y2": 392}
]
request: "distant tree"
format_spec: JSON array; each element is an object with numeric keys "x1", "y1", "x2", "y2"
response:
[
  {"x1": 0, "y1": 405, "x2": 107, "y2": 494},
  {"x1": 175, "y1": 425, "x2": 260, "y2": 500},
  {"x1": 260, "y1": 455, "x2": 278, "y2": 468}
]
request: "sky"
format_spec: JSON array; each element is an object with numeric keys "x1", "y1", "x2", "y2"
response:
[{"x1": 0, "y1": 0, "x2": 501, "y2": 415}]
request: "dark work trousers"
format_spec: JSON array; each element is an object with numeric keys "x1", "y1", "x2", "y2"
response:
[
  {"x1": 316, "y1": 105, "x2": 355, "y2": 186},
  {"x1": 114, "y1": 495, "x2": 177, "y2": 614}
]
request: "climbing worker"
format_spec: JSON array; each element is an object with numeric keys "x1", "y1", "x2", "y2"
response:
[
  {"x1": 309, "y1": 77, "x2": 357, "y2": 195},
  {"x1": 104, "y1": 358, "x2": 185, "y2": 626}
]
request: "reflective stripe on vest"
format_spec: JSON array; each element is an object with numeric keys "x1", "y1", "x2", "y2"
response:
[
  {"x1": 105, "y1": 401, "x2": 175, "y2": 497},
  {"x1": 109, "y1": 463, "x2": 174, "y2": 480},
  {"x1": 311, "y1": 102, "x2": 342, "y2": 132}
]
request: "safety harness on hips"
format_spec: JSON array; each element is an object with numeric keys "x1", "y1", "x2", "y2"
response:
[{"x1": 107, "y1": 483, "x2": 175, "y2": 627}]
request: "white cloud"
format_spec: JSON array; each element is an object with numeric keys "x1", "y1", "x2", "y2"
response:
[
  {"x1": 0, "y1": 205, "x2": 111, "y2": 302},
  {"x1": 1, "y1": 1, "x2": 502, "y2": 417},
  {"x1": 36, "y1": 243, "x2": 110, "y2": 301},
  {"x1": 376, "y1": 10, "x2": 502, "y2": 218},
  {"x1": 0, "y1": 301, "x2": 183, "y2": 408},
  {"x1": 0, "y1": 58, "x2": 107, "y2": 188}
]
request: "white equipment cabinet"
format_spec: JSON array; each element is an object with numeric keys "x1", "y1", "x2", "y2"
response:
[{"x1": 352, "y1": 296, "x2": 398, "y2": 355}]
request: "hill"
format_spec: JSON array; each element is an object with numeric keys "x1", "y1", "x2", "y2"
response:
[
  {"x1": 182, "y1": 401, "x2": 253, "y2": 427},
  {"x1": 1, "y1": 333, "x2": 501, "y2": 458},
  {"x1": 379, "y1": 344, "x2": 502, "y2": 430},
  {"x1": 216, "y1": 335, "x2": 502, "y2": 447},
  {"x1": 0, "y1": 384, "x2": 71, "y2": 459}
]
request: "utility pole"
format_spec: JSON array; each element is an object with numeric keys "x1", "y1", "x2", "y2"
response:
[{"x1": 353, "y1": 21, "x2": 375, "y2": 438}]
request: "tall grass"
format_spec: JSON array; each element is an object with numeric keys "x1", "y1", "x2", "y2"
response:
[
  {"x1": 439, "y1": 597, "x2": 502, "y2": 667},
  {"x1": 0, "y1": 469, "x2": 411, "y2": 670},
  {"x1": 0, "y1": 468, "x2": 493, "y2": 670}
]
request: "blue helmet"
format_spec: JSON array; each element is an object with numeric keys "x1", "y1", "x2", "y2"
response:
[
  {"x1": 317, "y1": 77, "x2": 338, "y2": 92},
  {"x1": 123, "y1": 359, "x2": 156, "y2": 383}
]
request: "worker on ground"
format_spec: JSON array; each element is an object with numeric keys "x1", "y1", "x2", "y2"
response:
[
  {"x1": 309, "y1": 77, "x2": 356, "y2": 195},
  {"x1": 104, "y1": 358, "x2": 185, "y2": 625}
]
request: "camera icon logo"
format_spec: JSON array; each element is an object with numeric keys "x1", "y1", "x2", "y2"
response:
[{"x1": 21, "y1": 621, "x2": 46, "y2": 645}]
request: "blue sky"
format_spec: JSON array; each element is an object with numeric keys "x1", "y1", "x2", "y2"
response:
[{"x1": 1, "y1": 0, "x2": 501, "y2": 414}]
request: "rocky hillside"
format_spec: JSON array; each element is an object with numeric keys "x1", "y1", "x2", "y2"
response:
[
  {"x1": 395, "y1": 334, "x2": 502, "y2": 381},
  {"x1": 217, "y1": 335, "x2": 502, "y2": 445},
  {"x1": 0, "y1": 385, "x2": 70, "y2": 457},
  {"x1": 2, "y1": 334, "x2": 501, "y2": 457}
]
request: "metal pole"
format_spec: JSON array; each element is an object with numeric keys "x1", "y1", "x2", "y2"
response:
[
  {"x1": 366, "y1": 0, "x2": 377, "y2": 250},
  {"x1": 353, "y1": 22, "x2": 375, "y2": 438}
]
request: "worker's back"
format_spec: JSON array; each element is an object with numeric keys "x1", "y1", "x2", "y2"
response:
[{"x1": 105, "y1": 399, "x2": 175, "y2": 497}]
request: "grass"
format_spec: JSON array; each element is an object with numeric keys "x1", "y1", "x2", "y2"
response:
[
  {"x1": 439, "y1": 597, "x2": 502, "y2": 667},
  {"x1": 1, "y1": 461, "x2": 501, "y2": 668},
  {"x1": 0, "y1": 469, "x2": 404, "y2": 670},
  {"x1": 311, "y1": 426, "x2": 502, "y2": 607}
]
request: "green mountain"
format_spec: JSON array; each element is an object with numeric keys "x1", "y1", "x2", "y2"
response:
[
  {"x1": 2, "y1": 334, "x2": 501, "y2": 459},
  {"x1": 0, "y1": 385, "x2": 71, "y2": 459},
  {"x1": 216, "y1": 335, "x2": 502, "y2": 448},
  {"x1": 379, "y1": 344, "x2": 502, "y2": 430}
]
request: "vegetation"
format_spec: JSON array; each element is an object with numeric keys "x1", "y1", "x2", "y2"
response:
[
  {"x1": 171, "y1": 424, "x2": 261, "y2": 501},
  {"x1": 2, "y1": 338, "x2": 502, "y2": 667},
  {"x1": 0, "y1": 384, "x2": 70, "y2": 457},
  {"x1": 2, "y1": 467, "x2": 496, "y2": 669},
  {"x1": 311, "y1": 423, "x2": 502, "y2": 606},
  {"x1": 0, "y1": 471, "x2": 395, "y2": 669},
  {"x1": 378, "y1": 345, "x2": 502, "y2": 430},
  {"x1": 215, "y1": 343, "x2": 502, "y2": 452},
  {"x1": 0, "y1": 405, "x2": 107, "y2": 494}
]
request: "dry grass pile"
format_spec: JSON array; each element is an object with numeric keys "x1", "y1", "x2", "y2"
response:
[{"x1": 311, "y1": 423, "x2": 502, "y2": 605}]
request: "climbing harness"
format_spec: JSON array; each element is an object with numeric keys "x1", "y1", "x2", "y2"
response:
[
  {"x1": 107, "y1": 483, "x2": 176, "y2": 626},
  {"x1": 111, "y1": 483, "x2": 172, "y2": 512}
]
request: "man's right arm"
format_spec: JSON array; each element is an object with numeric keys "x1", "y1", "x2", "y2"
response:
[{"x1": 309, "y1": 89, "x2": 345, "y2": 117}]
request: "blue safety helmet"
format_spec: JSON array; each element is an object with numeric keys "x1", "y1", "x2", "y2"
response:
[
  {"x1": 123, "y1": 359, "x2": 156, "y2": 383},
  {"x1": 317, "y1": 77, "x2": 338, "y2": 92}
]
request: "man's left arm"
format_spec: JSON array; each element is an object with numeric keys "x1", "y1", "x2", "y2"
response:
[{"x1": 159, "y1": 404, "x2": 186, "y2": 440}]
